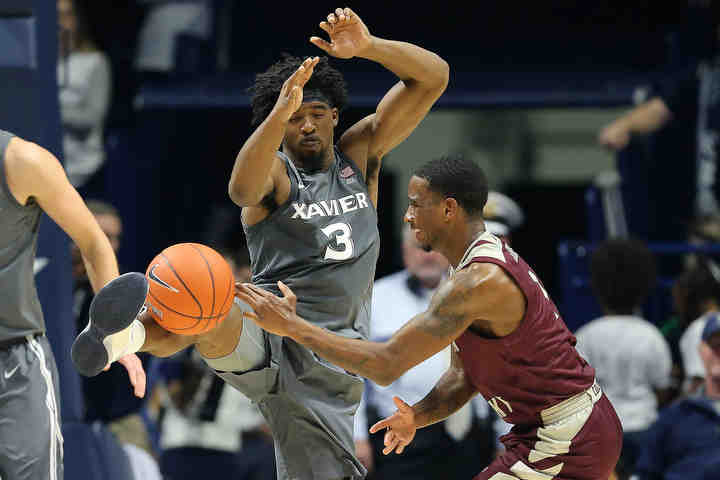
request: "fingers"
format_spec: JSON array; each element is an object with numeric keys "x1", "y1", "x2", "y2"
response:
[
  {"x1": 277, "y1": 281, "x2": 296, "y2": 301},
  {"x1": 393, "y1": 396, "x2": 411, "y2": 412},
  {"x1": 234, "y1": 289, "x2": 258, "y2": 310},
  {"x1": 369, "y1": 417, "x2": 391, "y2": 434},
  {"x1": 133, "y1": 363, "x2": 147, "y2": 398},
  {"x1": 319, "y1": 21, "x2": 333, "y2": 35},
  {"x1": 310, "y1": 36, "x2": 331, "y2": 53},
  {"x1": 284, "y1": 57, "x2": 319, "y2": 90},
  {"x1": 382, "y1": 430, "x2": 396, "y2": 455},
  {"x1": 382, "y1": 431, "x2": 401, "y2": 455},
  {"x1": 328, "y1": 7, "x2": 352, "y2": 25},
  {"x1": 116, "y1": 354, "x2": 147, "y2": 398}
]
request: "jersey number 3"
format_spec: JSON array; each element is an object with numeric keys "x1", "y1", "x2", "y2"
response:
[{"x1": 321, "y1": 222, "x2": 354, "y2": 260}]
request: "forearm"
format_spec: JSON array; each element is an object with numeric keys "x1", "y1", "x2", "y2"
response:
[
  {"x1": 81, "y1": 238, "x2": 119, "y2": 293},
  {"x1": 411, "y1": 367, "x2": 476, "y2": 428},
  {"x1": 290, "y1": 320, "x2": 400, "y2": 385},
  {"x1": 229, "y1": 111, "x2": 286, "y2": 205},
  {"x1": 616, "y1": 97, "x2": 672, "y2": 135},
  {"x1": 359, "y1": 36, "x2": 448, "y2": 88}
]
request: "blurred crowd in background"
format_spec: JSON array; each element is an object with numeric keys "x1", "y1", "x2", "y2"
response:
[{"x1": 22, "y1": 1, "x2": 720, "y2": 479}]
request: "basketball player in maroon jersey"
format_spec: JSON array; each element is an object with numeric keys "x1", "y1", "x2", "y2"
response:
[{"x1": 236, "y1": 154, "x2": 623, "y2": 480}]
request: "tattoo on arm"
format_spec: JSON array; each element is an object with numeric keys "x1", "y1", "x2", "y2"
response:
[
  {"x1": 417, "y1": 281, "x2": 472, "y2": 338},
  {"x1": 413, "y1": 365, "x2": 475, "y2": 428}
]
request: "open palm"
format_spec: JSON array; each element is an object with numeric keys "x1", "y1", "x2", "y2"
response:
[
  {"x1": 369, "y1": 396, "x2": 417, "y2": 454},
  {"x1": 310, "y1": 8, "x2": 372, "y2": 59}
]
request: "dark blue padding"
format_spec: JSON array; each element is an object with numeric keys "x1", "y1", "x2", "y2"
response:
[
  {"x1": 0, "y1": 18, "x2": 36, "y2": 68},
  {"x1": 63, "y1": 421, "x2": 134, "y2": 480}
]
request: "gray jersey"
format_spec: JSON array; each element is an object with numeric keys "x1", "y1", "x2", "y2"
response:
[
  {"x1": 0, "y1": 130, "x2": 44, "y2": 341},
  {"x1": 244, "y1": 147, "x2": 380, "y2": 338},
  {"x1": 235, "y1": 148, "x2": 380, "y2": 479}
]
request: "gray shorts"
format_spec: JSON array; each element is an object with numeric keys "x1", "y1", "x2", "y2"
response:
[
  {"x1": 202, "y1": 300, "x2": 365, "y2": 480},
  {"x1": 0, "y1": 334, "x2": 63, "y2": 480}
]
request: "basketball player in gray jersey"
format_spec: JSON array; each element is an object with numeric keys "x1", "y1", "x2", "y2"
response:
[
  {"x1": 0, "y1": 130, "x2": 145, "y2": 480},
  {"x1": 226, "y1": 7, "x2": 446, "y2": 479},
  {"x1": 72, "y1": 7, "x2": 448, "y2": 480}
]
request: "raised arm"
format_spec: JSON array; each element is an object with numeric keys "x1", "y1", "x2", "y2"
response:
[
  {"x1": 597, "y1": 97, "x2": 673, "y2": 151},
  {"x1": 228, "y1": 57, "x2": 320, "y2": 207},
  {"x1": 312, "y1": 8, "x2": 449, "y2": 178},
  {"x1": 5, "y1": 137, "x2": 118, "y2": 292}
]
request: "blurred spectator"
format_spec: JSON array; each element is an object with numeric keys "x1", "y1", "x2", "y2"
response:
[
  {"x1": 134, "y1": 0, "x2": 214, "y2": 77},
  {"x1": 633, "y1": 315, "x2": 720, "y2": 480},
  {"x1": 598, "y1": 12, "x2": 720, "y2": 216},
  {"x1": 673, "y1": 260, "x2": 720, "y2": 395},
  {"x1": 151, "y1": 248, "x2": 276, "y2": 480},
  {"x1": 482, "y1": 190, "x2": 525, "y2": 244},
  {"x1": 575, "y1": 238, "x2": 673, "y2": 480},
  {"x1": 686, "y1": 214, "x2": 720, "y2": 270},
  {"x1": 58, "y1": 0, "x2": 112, "y2": 187},
  {"x1": 71, "y1": 199, "x2": 161, "y2": 479},
  {"x1": 155, "y1": 350, "x2": 276, "y2": 480}
]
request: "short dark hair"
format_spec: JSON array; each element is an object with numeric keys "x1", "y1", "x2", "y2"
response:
[
  {"x1": 248, "y1": 54, "x2": 348, "y2": 127},
  {"x1": 590, "y1": 238, "x2": 657, "y2": 314},
  {"x1": 85, "y1": 199, "x2": 120, "y2": 218},
  {"x1": 413, "y1": 154, "x2": 488, "y2": 216},
  {"x1": 674, "y1": 258, "x2": 720, "y2": 325}
]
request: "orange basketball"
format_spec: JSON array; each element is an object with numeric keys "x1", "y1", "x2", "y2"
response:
[{"x1": 144, "y1": 243, "x2": 235, "y2": 335}]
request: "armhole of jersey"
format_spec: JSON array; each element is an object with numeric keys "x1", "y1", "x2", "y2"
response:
[
  {"x1": 461, "y1": 256, "x2": 531, "y2": 344},
  {"x1": 335, "y1": 146, "x2": 366, "y2": 182},
  {"x1": 0, "y1": 136, "x2": 30, "y2": 212}
]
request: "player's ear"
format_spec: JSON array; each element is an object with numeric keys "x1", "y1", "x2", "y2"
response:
[
  {"x1": 444, "y1": 197, "x2": 459, "y2": 221},
  {"x1": 332, "y1": 107, "x2": 339, "y2": 127}
]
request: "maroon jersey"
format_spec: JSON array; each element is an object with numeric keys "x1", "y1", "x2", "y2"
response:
[{"x1": 454, "y1": 232, "x2": 595, "y2": 426}]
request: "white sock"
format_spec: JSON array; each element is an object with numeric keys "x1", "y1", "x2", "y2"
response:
[{"x1": 103, "y1": 318, "x2": 147, "y2": 363}]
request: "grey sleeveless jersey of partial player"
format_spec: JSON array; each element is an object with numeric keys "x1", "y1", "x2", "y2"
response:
[
  {"x1": 0, "y1": 130, "x2": 45, "y2": 340},
  {"x1": 244, "y1": 147, "x2": 380, "y2": 339}
]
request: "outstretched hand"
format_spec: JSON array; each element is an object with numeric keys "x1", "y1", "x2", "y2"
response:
[
  {"x1": 311, "y1": 7, "x2": 372, "y2": 59},
  {"x1": 369, "y1": 396, "x2": 417, "y2": 454},
  {"x1": 235, "y1": 281, "x2": 301, "y2": 338}
]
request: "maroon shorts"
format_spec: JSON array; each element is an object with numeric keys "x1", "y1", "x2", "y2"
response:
[{"x1": 474, "y1": 395, "x2": 622, "y2": 480}]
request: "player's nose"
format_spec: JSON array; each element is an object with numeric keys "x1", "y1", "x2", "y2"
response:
[
  {"x1": 403, "y1": 210, "x2": 413, "y2": 224},
  {"x1": 301, "y1": 118, "x2": 316, "y2": 133}
]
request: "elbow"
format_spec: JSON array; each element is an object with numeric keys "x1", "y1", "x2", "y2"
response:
[
  {"x1": 373, "y1": 361, "x2": 406, "y2": 387},
  {"x1": 228, "y1": 180, "x2": 258, "y2": 207},
  {"x1": 431, "y1": 58, "x2": 450, "y2": 94},
  {"x1": 374, "y1": 373, "x2": 397, "y2": 387}
]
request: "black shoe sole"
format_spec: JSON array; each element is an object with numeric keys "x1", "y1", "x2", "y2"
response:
[{"x1": 71, "y1": 272, "x2": 149, "y2": 377}]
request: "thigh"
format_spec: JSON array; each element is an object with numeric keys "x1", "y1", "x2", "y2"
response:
[
  {"x1": 201, "y1": 313, "x2": 268, "y2": 373},
  {"x1": 474, "y1": 396, "x2": 622, "y2": 480},
  {"x1": 0, "y1": 339, "x2": 63, "y2": 480}
]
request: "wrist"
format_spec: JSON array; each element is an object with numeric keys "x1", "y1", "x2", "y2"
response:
[
  {"x1": 267, "y1": 107, "x2": 291, "y2": 126},
  {"x1": 356, "y1": 35, "x2": 381, "y2": 61},
  {"x1": 615, "y1": 117, "x2": 633, "y2": 134},
  {"x1": 287, "y1": 313, "x2": 310, "y2": 341}
]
